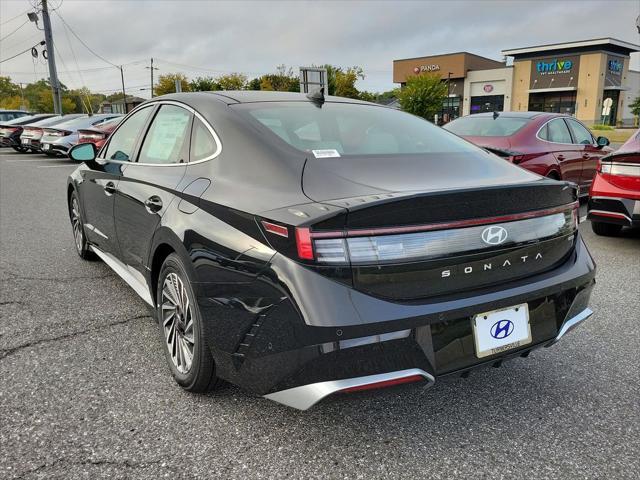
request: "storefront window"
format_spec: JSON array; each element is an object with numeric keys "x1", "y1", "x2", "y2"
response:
[
  {"x1": 441, "y1": 96, "x2": 460, "y2": 124},
  {"x1": 470, "y1": 95, "x2": 505, "y2": 113},
  {"x1": 529, "y1": 92, "x2": 576, "y2": 114}
]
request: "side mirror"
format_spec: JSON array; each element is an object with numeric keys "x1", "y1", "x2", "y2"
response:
[
  {"x1": 596, "y1": 136, "x2": 610, "y2": 149},
  {"x1": 69, "y1": 142, "x2": 97, "y2": 162}
]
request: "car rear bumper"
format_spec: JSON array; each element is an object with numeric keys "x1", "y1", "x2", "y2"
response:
[
  {"x1": 197, "y1": 233, "x2": 596, "y2": 409},
  {"x1": 41, "y1": 141, "x2": 71, "y2": 155}
]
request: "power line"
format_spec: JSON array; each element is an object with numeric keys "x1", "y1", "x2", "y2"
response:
[
  {"x1": 52, "y1": 8, "x2": 118, "y2": 68},
  {"x1": 0, "y1": 8, "x2": 32, "y2": 26},
  {"x1": 0, "y1": 41, "x2": 44, "y2": 63},
  {"x1": 0, "y1": 19, "x2": 29, "y2": 42}
]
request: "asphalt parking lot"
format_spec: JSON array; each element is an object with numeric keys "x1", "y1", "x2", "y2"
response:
[{"x1": 0, "y1": 148, "x2": 639, "y2": 480}]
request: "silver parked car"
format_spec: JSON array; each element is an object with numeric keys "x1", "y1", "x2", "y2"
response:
[
  {"x1": 40, "y1": 114, "x2": 122, "y2": 156},
  {"x1": 19, "y1": 114, "x2": 84, "y2": 152}
]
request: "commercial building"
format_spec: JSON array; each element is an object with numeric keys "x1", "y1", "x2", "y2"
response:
[
  {"x1": 504, "y1": 38, "x2": 639, "y2": 126},
  {"x1": 393, "y1": 52, "x2": 505, "y2": 120},
  {"x1": 393, "y1": 38, "x2": 639, "y2": 126}
]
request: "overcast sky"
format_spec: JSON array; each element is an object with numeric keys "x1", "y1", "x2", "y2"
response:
[{"x1": 1, "y1": 0, "x2": 638, "y2": 98}]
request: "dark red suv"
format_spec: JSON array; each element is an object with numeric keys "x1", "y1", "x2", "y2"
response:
[{"x1": 445, "y1": 112, "x2": 612, "y2": 196}]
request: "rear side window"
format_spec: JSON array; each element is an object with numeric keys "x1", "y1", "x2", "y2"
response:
[
  {"x1": 190, "y1": 118, "x2": 217, "y2": 162},
  {"x1": 445, "y1": 116, "x2": 530, "y2": 137},
  {"x1": 566, "y1": 119, "x2": 593, "y2": 145},
  {"x1": 235, "y1": 102, "x2": 478, "y2": 156},
  {"x1": 138, "y1": 105, "x2": 191, "y2": 164},
  {"x1": 541, "y1": 119, "x2": 572, "y2": 144},
  {"x1": 104, "y1": 107, "x2": 152, "y2": 161}
]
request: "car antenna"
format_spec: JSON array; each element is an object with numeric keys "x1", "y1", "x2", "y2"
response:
[
  {"x1": 492, "y1": 110, "x2": 500, "y2": 120},
  {"x1": 306, "y1": 87, "x2": 325, "y2": 107}
]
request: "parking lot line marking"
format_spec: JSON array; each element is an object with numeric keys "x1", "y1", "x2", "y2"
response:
[
  {"x1": 38, "y1": 164, "x2": 76, "y2": 168},
  {"x1": 4, "y1": 158, "x2": 57, "y2": 162}
]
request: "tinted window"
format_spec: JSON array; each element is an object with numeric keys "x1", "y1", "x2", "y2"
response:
[
  {"x1": 235, "y1": 102, "x2": 478, "y2": 156},
  {"x1": 138, "y1": 105, "x2": 191, "y2": 164},
  {"x1": 104, "y1": 107, "x2": 152, "y2": 161},
  {"x1": 566, "y1": 119, "x2": 593, "y2": 145},
  {"x1": 445, "y1": 116, "x2": 530, "y2": 137},
  {"x1": 190, "y1": 118, "x2": 217, "y2": 162},
  {"x1": 542, "y1": 119, "x2": 572, "y2": 144}
]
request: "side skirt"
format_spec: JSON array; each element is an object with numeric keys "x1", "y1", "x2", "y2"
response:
[{"x1": 90, "y1": 246, "x2": 154, "y2": 306}]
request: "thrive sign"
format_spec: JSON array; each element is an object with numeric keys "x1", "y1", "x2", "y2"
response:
[{"x1": 536, "y1": 58, "x2": 573, "y2": 75}]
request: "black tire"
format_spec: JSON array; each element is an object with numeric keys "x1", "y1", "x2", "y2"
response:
[
  {"x1": 68, "y1": 191, "x2": 96, "y2": 260},
  {"x1": 11, "y1": 145, "x2": 29, "y2": 153},
  {"x1": 591, "y1": 221, "x2": 623, "y2": 236},
  {"x1": 157, "y1": 253, "x2": 219, "y2": 393}
]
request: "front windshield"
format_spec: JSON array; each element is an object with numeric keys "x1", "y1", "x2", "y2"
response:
[
  {"x1": 234, "y1": 102, "x2": 478, "y2": 156},
  {"x1": 445, "y1": 116, "x2": 530, "y2": 137}
]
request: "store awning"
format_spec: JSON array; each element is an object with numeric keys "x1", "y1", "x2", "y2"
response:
[{"x1": 528, "y1": 87, "x2": 577, "y2": 93}]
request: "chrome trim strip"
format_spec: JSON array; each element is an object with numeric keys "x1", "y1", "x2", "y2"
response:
[
  {"x1": 587, "y1": 209, "x2": 632, "y2": 222},
  {"x1": 263, "y1": 368, "x2": 435, "y2": 410},
  {"x1": 535, "y1": 117, "x2": 595, "y2": 147},
  {"x1": 89, "y1": 246, "x2": 154, "y2": 306},
  {"x1": 96, "y1": 100, "x2": 222, "y2": 167},
  {"x1": 546, "y1": 308, "x2": 593, "y2": 347}
]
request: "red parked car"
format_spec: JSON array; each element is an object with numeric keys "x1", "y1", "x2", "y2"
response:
[
  {"x1": 76, "y1": 116, "x2": 123, "y2": 150},
  {"x1": 444, "y1": 112, "x2": 612, "y2": 197},
  {"x1": 587, "y1": 129, "x2": 640, "y2": 236}
]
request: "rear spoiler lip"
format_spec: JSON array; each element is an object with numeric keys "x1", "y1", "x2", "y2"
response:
[
  {"x1": 483, "y1": 146, "x2": 524, "y2": 157},
  {"x1": 310, "y1": 201, "x2": 579, "y2": 239}
]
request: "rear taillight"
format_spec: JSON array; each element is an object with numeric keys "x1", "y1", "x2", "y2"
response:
[
  {"x1": 0, "y1": 127, "x2": 18, "y2": 135},
  {"x1": 295, "y1": 227, "x2": 314, "y2": 260},
  {"x1": 599, "y1": 153, "x2": 640, "y2": 177},
  {"x1": 47, "y1": 130, "x2": 71, "y2": 137},
  {"x1": 79, "y1": 132, "x2": 106, "y2": 142}
]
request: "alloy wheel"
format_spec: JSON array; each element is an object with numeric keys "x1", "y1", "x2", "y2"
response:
[
  {"x1": 70, "y1": 197, "x2": 83, "y2": 253},
  {"x1": 161, "y1": 272, "x2": 195, "y2": 374}
]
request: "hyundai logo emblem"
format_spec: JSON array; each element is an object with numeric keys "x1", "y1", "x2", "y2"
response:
[
  {"x1": 490, "y1": 319, "x2": 514, "y2": 339},
  {"x1": 481, "y1": 226, "x2": 508, "y2": 245}
]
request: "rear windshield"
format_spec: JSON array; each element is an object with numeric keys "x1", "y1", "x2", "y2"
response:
[
  {"x1": 445, "y1": 116, "x2": 530, "y2": 137},
  {"x1": 234, "y1": 102, "x2": 478, "y2": 156}
]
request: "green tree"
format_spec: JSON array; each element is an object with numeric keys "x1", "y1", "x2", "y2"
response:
[
  {"x1": 246, "y1": 77, "x2": 262, "y2": 91},
  {"x1": 154, "y1": 73, "x2": 192, "y2": 96},
  {"x1": 319, "y1": 65, "x2": 364, "y2": 99},
  {"x1": 630, "y1": 96, "x2": 640, "y2": 117},
  {"x1": 216, "y1": 73, "x2": 247, "y2": 91},
  {"x1": 334, "y1": 67, "x2": 364, "y2": 99},
  {"x1": 395, "y1": 73, "x2": 447, "y2": 120},
  {"x1": 190, "y1": 76, "x2": 220, "y2": 91},
  {"x1": 259, "y1": 65, "x2": 299, "y2": 92}
]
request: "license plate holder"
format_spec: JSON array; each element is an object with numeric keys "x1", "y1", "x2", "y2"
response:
[{"x1": 472, "y1": 303, "x2": 531, "y2": 358}]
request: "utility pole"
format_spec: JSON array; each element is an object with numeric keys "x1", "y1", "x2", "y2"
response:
[
  {"x1": 146, "y1": 58, "x2": 158, "y2": 97},
  {"x1": 19, "y1": 83, "x2": 26, "y2": 110},
  {"x1": 120, "y1": 66, "x2": 127, "y2": 113},
  {"x1": 41, "y1": 0, "x2": 63, "y2": 114}
]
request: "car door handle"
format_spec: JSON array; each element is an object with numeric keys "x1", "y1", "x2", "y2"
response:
[
  {"x1": 103, "y1": 181, "x2": 116, "y2": 195},
  {"x1": 144, "y1": 196, "x2": 163, "y2": 213}
]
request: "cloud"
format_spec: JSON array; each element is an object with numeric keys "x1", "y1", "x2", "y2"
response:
[{"x1": 0, "y1": 0, "x2": 638, "y2": 95}]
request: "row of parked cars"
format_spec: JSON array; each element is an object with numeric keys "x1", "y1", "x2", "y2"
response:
[{"x1": 0, "y1": 111, "x2": 122, "y2": 156}]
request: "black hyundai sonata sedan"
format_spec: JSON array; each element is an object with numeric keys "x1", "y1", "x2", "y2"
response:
[{"x1": 67, "y1": 91, "x2": 595, "y2": 410}]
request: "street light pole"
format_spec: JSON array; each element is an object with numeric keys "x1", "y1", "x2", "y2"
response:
[
  {"x1": 40, "y1": 0, "x2": 63, "y2": 114},
  {"x1": 146, "y1": 58, "x2": 158, "y2": 98},
  {"x1": 447, "y1": 72, "x2": 452, "y2": 123},
  {"x1": 120, "y1": 66, "x2": 127, "y2": 113}
]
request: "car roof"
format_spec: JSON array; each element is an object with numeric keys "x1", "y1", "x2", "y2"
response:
[{"x1": 157, "y1": 90, "x2": 377, "y2": 106}]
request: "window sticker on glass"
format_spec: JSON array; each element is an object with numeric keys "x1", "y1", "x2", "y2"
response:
[
  {"x1": 312, "y1": 149, "x2": 341, "y2": 158},
  {"x1": 141, "y1": 107, "x2": 191, "y2": 164}
]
